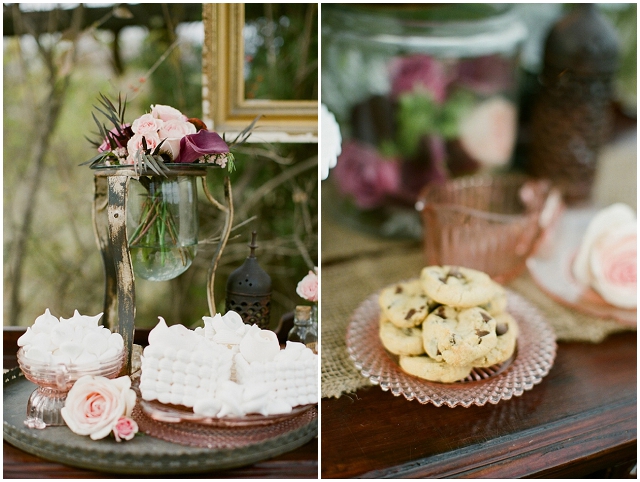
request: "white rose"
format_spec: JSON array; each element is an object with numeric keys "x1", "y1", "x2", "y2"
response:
[{"x1": 61, "y1": 375, "x2": 136, "y2": 440}]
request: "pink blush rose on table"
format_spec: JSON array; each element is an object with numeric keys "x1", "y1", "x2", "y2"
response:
[
  {"x1": 296, "y1": 269, "x2": 318, "y2": 303},
  {"x1": 61, "y1": 375, "x2": 137, "y2": 441}
]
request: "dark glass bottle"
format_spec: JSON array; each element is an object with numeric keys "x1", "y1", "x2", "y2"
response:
[{"x1": 528, "y1": 4, "x2": 620, "y2": 204}]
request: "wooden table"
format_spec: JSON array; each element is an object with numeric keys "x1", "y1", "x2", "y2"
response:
[
  {"x1": 321, "y1": 330, "x2": 636, "y2": 478},
  {"x1": 3, "y1": 327, "x2": 318, "y2": 479}
]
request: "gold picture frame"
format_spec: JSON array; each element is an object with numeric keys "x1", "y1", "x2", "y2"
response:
[{"x1": 202, "y1": 3, "x2": 318, "y2": 143}]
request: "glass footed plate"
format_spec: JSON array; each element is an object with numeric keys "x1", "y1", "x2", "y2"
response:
[
  {"x1": 138, "y1": 395, "x2": 316, "y2": 428},
  {"x1": 346, "y1": 288, "x2": 557, "y2": 407},
  {"x1": 527, "y1": 207, "x2": 636, "y2": 326}
]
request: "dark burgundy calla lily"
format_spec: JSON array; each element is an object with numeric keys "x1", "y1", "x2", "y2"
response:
[{"x1": 174, "y1": 130, "x2": 229, "y2": 164}]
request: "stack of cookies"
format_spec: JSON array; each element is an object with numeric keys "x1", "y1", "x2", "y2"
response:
[{"x1": 378, "y1": 265, "x2": 518, "y2": 383}]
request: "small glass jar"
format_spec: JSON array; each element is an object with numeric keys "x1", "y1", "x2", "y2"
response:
[
  {"x1": 127, "y1": 176, "x2": 198, "y2": 281},
  {"x1": 322, "y1": 4, "x2": 527, "y2": 238},
  {"x1": 288, "y1": 305, "x2": 318, "y2": 353}
]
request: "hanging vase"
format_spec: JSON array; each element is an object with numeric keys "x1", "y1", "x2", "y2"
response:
[{"x1": 127, "y1": 175, "x2": 198, "y2": 281}]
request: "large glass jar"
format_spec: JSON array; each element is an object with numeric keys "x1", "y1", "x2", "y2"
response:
[
  {"x1": 322, "y1": 4, "x2": 527, "y2": 238},
  {"x1": 127, "y1": 176, "x2": 198, "y2": 281}
]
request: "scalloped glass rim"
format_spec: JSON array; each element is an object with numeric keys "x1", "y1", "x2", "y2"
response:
[
  {"x1": 527, "y1": 207, "x2": 636, "y2": 326},
  {"x1": 138, "y1": 397, "x2": 316, "y2": 428},
  {"x1": 346, "y1": 288, "x2": 557, "y2": 407}
]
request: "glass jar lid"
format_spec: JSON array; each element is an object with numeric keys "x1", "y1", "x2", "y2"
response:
[{"x1": 322, "y1": 4, "x2": 527, "y2": 57}]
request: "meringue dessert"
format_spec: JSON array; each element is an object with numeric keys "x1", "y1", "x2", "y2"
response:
[
  {"x1": 572, "y1": 203, "x2": 637, "y2": 309},
  {"x1": 139, "y1": 311, "x2": 318, "y2": 418},
  {"x1": 17, "y1": 309, "x2": 124, "y2": 366}
]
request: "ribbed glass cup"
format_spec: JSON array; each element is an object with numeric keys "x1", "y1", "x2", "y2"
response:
[
  {"x1": 417, "y1": 174, "x2": 560, "y2": 283},
  {"x1": 17, "y1": 347, "x2": 125, "y2": 429}
]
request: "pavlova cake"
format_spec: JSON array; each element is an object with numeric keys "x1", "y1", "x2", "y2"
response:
[
  {"x1": 139, "y1": 310, "x2": 318, "y2": 418},
  {"x1": 378, "y1": 265, "x2": 517, "y2": 383}
]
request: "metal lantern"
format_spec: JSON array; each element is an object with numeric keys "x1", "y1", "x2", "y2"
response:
[
  {"x1": 92, "y1": 165, "x2": 233, "y2": 375},
  {"x1": 225, "y1": 231, "x2": 272, "y2": 329}
]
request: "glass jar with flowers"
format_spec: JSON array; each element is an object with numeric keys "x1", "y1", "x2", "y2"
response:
[
  {"x1": 85, "y1": 94, "x2": 239, "y2": 282},
  {"x1": 322, "y1": 4, "x2": 527, "y2": 238}
]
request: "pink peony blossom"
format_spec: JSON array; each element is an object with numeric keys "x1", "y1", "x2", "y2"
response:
[
  {"x1": 113, "y1": 416, "x2": 139, "y2": 442},
  {"x1": 131, "y1": 113, "x2": 164, "y2": 137},
  {"x1": 296, "y1": 270, "x2": 318, "y2": 302},
  {"x1": 455, "y1": 55, "x2": 516, "y2": 96},
  {"x1": 61, "y1": 375, "x2": 136, "y2": 441},
  {"x1": 174, "y1": 130, "x2": 230, "y2": 164},
  {"x1": 151, "y1": 104, "x2": 187, "y2": 122},
  {"x1": 389, "y1": 54, "x2": 450, "y2": 103},
  {"x1": 333, "y1": 140, "x2": 401, "y2": 209}
]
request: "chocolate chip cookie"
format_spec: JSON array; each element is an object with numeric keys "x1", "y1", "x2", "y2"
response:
[
  {"x1": 422, "y1": 305, "x2": 498, "y2": 367},
  {"x1": 399, "y1": 354, "x2": 473, "y2": 383},
  {"x1": 420, "y1": 265, "x2": 496, "y2": 308},
  {"x1": 378, "y1": 279, "x2": 435, "y2": 329}
]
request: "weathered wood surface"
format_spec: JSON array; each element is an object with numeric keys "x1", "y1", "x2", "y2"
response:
[{"x1": 321, "y1": 331, "x2": 636, "y2": 478}]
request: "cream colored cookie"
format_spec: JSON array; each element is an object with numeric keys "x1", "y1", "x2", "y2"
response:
[
  {"x1": 422, "y1": 305, "x2": 498, "y2": 367},
  {"x1": 379, "y1": 316, "x2": 425, "y2": 356},
  {"x1": 420, "y1": 266, "x2": 496, "y2": 308},
  {"x1": 399, "y1": 355, "x2": 472, "y2": 383},
  {"x1": 471, "y1": 312, "x2": 518, "y2": 368},
  {"x1": 378, "y1": 279, "x2": 434, "y2": 329},
  {"x1": 479, "y1": 281, "x2": 507, "y2": 315}
]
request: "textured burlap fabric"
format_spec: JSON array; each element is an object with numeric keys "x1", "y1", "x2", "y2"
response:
[{"x1": 320, "y1": 210, "x2": 636, "y2": 400}]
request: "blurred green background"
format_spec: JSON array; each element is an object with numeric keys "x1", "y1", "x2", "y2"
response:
[{"x1": 3, "y1": 3, "x2": 318, "y2": 331}]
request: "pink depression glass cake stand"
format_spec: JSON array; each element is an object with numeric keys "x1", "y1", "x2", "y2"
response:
[{"x1": 346, "y1": 287, "x2": 557, "y2": 407}]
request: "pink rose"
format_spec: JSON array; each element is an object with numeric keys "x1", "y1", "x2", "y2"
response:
[
  {"x1": 333, "y1": 140, "x2": 401, "y2": 209},
  {"x1": 150, "y1": 104, "x2": 187, "y2": 122},
  {"x1": 296, "y1": 270, "x2": 318, "y2": 302},
  {"x1": 590, "y1": 222, "x2": 637, "y2": 309},
  {"x1": 113, "y1": 416, "x2": 139, "y2": 442},
  {"x1": 389, "y1": 54, "x2": 450, "y2": 103},
  {"x1": 61, "y1": 375, "x2": 136, "y2": 440},
  {"x1": 158, "y1": 119, "x2": 197, "y2": 140},
  {"x1": 125, "y1": 133, "x2": 162, "y2": 165},
  {"x1": 131, "y1": 113, "x2": 163, "y2": 137},
  {"x1": 457, "y1": 96, "x2": 517, "y2": 167},
  {"x1": 456, "y1": 54, "x2": 516, "y2": 96}
]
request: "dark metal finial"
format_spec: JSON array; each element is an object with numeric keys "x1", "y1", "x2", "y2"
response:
[{"x1": 249, "y1": 231, "x2": 258, "y2": 258}]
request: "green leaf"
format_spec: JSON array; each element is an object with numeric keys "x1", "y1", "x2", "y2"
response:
[
  {"x1": 395, "y1": 91, "x2": 438, "y2": 158},
  {"x1": 437, "y1": 89, "x2": 476, "y2": 140}
]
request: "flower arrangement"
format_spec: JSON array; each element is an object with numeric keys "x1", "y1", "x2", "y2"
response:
[
  {"x1": 61, "y1": 375, "x2": 138, "y2": 442},
  {"x1": 83, "y1": 93, "x2": 251, "y2": 173},
  {"x1": 83, "y1": 94, "x2": 257, "y2": 280}
]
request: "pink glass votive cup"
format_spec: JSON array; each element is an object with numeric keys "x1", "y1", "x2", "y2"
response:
[{"x1": 416, "y1": 174, "x2": 561, "y2": 283}]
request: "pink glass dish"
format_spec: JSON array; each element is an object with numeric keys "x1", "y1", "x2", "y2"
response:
[
  {"x1": 139, "y1": 397, "x2": 316, "y2": 428},
  {"x1": 346, "y1": 287, "x2": 557, "y2": 407},
  {"x1": 416, "y1": 173, "x2": 562, "y2": 283},
  {"x1": 527, "y1": 207, "x2": 636, "y2": 326},
  {"x1": 17, "y1": 347, "x2": 125, "y2": 429}
]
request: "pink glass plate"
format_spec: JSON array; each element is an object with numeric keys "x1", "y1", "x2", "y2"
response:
[
  {"x1": 346, "y1": 288, "x2": 556, "y2": 407},
  {"x1": 527, "y1": 207, "x2": 636, "y2": 326},
  {"x1": 132, "y1": 402, "x2": 318, "y2": 450},
  {"x1": 139, "y1": 397, "x2": 316, "y2": 428}
]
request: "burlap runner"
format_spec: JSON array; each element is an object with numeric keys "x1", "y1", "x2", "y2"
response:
[{"x1": 320, "y1": 213, "x2": 636, "y2": 400}]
